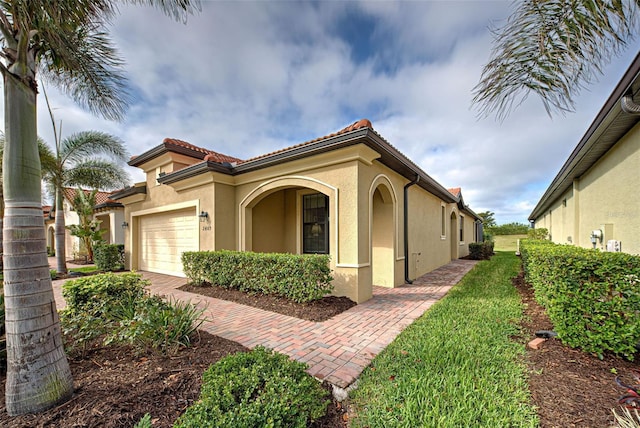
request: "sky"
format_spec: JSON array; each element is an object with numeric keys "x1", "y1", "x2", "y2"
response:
[{"x1": 23, "y1": 0, "x2": 640, "y2": 224}]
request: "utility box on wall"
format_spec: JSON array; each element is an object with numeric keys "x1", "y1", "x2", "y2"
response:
[{"x1": 606, "y1": 240, "x2": 622, "y2": 252}]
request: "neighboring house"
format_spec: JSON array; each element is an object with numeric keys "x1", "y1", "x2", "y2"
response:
[
  {"x1": 529, "y1": 52, "x2": 640, "y2": 255},
  {"x1": 111, "y1": 119, "x2": 481, "y2": 303},
  {"x1": 44, "y1": 188, "x2": 125, "y2": 260}
]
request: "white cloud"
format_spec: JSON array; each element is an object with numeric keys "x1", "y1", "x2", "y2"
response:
[{"x1": 4, "y1": 1, "x2": 634, "y2": 224}]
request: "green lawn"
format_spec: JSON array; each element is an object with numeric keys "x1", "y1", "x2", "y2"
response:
[
  {"x1": 349, "y1": 252, "x2": 538, "y2": 427},
  {"x1": 493, "y1": 234, "x2": 528, "y2": 252}
]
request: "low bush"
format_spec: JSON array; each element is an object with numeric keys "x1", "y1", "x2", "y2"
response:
[
  {"x1": 527, "y1": 227, "x2": 548, "y2": 240},
  {"x1": 62, "y1": 272, "x2": 147, "y2": 313},
  {"x1": 520, "y1": 240, "x2": 640, "y2": 360},
  {"x1": 175, "y1": 346, "x2": 329, "y2": 428},
  {"x1": 182, "y1": 250, "x2": 333, "y2": 303},
  {"x1": 94, "y1": 244, "x2": 125, "y2": 271},
  {"x1": 60, "y1": 272, "x2": 204, "y2": 355},
  {"x1": 107, "y1": 295, "x2": 204, "y2": 355},
  {"x1": 468, "y1": 241, "x2": 494, "y2": 260}
]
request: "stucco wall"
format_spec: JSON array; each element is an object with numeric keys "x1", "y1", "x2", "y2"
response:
[
  {"x1": 535, "y1": 122, "x2": 640, "y2": 254},
  {"x1": 121, "y1": 142, "x2": 478, "y2": 303},
  {"x1": 407, "y1": 185, "x2": 451, "y2": 278}
]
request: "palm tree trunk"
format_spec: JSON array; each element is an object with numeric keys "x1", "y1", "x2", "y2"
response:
[
  {"x1": 54, "y1": 187, "x2": 67, "y2": 274},
  {"x1": 3, "y1": 73, "x2": 73, "y2": 415}
]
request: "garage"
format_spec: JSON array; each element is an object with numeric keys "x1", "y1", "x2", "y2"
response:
[{"x1": 138, "y1": 208, "x2": 198, "y2": 276}]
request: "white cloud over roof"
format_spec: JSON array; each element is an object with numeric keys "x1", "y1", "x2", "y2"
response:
[{"x1": 16, "y1": 1, "x2": 637, "y2": 224}]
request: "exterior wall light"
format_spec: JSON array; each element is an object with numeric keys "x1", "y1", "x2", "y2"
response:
[
  {"x1": 121, "y1": 221, "x2": 128, "y2": 229},
  {"x1": 199, "y1": 211, "x2": 209, "y2": 222}
]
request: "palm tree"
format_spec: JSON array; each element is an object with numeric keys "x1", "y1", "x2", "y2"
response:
[
  {"x1": 67, "y1": 188, "x2": 104, "y2": 262},
  {"x1": 0, "y1": 0, "x2": 200, "y2": 416},
  {"x1": 44, "y1": 129, "x2": 129, "y2": 275},
  {"x1": 0, "y1": 136, "x2": 56, "y2": 271},
  {"x1": 473, "y1": 0, "x2": 638, "y2": 119}
]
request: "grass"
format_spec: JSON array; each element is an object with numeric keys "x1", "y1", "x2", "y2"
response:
[
  {"x1": 69, "y1": 266, "x2": 100, "y2": 274},
  {"x1": 493, "y1": 234, "x2": 527, "y2": 252},
  {"x1": 349, "y1": 252, "x2": 538, "y2": 428}
]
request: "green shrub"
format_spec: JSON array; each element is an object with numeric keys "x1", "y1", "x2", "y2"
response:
[
  {"x1": 94, "y1": 244, "x2": 125, "y2": 271},
  {"x1": 60, "y1": 273, "x2": 149, "y2": 353},
  {"x1": 182, "y1": 250, "x2": 333, "y2": 303},
  {"x1": 527, "y1": 228, "x2": 549, "y2": 240},
  {"x1": 60, "y1": 272, "x2": 204, "y2": 355},
  {"x1": 468, "y1": 241, "x2": 494, "y2": 260},
  {"x1": 134, "y1": 414, "x2": 152, "y2": 428},
  {"x1": 175, "y1": 347, "x2": 329, "y2": 428},
  {"x1": 520, "y1": 240, "x2": 640, "y2": 359},
  {"x1": 107, "y1": 295, "x2": 205, "y2": 355},
  {"x1": 62, "y1": 272, "x2": 148, "y2": 313}
]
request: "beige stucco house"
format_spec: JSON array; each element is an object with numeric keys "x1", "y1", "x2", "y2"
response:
[
  {"x1": 45, "y1": 188, "x2": 125, "y2": 260},
  {"x1": 112, "y1": 119, "x2": 481, "y2": 303},
  {"x1": 529, "y1": 53, "x2": 640, "y2": 255}
]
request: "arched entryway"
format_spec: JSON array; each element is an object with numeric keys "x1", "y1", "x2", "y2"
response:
[
  {"x1": 371, "y1": 184, "x2": 395, "y2": 287},
  {"x1": 450, "y1": 211, "x2": 459, "y2": 260},
  {"x1": 240, "y1": 177, "x2": 336, "y2": 257}
]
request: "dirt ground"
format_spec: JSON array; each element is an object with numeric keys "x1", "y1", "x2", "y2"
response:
[
  {"x1": 1, "y1": 272, "x2": 637, "y2": 427},
  {"x1": 515, "y1": 271, "x2": 640, "y2": 428},
  {"x1": 178, "y1": 283, "x2": 357, "y2": 322}
]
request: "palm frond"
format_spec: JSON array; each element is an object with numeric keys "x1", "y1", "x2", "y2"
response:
[
  {"x1": 59, "y1": 130, "x2": 129, "y2": 165},
  {"x1": 126, "y1": 0, "x2": 202, "y2": 23},
  {"x1": 37, "y1": 23, "x2": 130, "y2": 121},
  {"x1": 64, "y1": 159, "x2": 130, "y2": 190},
  {"x1": 473, "y1": 0, "x2": 639, "y2": 120},
  {"x1": 37, "y1": 137, "x2": 57, "y2": 176}
]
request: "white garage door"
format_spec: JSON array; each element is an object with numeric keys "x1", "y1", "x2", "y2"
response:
[{"x1": 138, "y1": 208, "x2": 197, "y2": 276}]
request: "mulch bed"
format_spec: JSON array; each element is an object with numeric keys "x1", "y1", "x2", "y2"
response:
[
  {"x1": 2, "y1": 270, "x2": 638, "y2": 427},
  {"x1": 0, "y1": 286, "x2": 353, "y2": 428},
  {"x1": 178, "y1": 283, "x2": 357, "y2": 322},
  {"x1": 515, "y1": 270, "x2": 640, "y2": 427},
  {"x1": 0, "y1": 331, "x2": 348, "y2": 428}
]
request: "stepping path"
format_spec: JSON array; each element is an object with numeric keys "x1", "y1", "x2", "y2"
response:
[{"x1": 52, "y1": 259, "x2": 477, "y2": 389}]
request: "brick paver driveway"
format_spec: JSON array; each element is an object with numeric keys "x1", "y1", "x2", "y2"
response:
[{"x1": 52, "y1": 259, "x2": 477, "y2": 390}]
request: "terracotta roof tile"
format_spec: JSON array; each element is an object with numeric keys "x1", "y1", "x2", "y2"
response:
[
  {"x1": 163, "y1": 118, "x2": 375, "y2": 172},
  {"x1": 62, "y1": 188, "x2": 119, "y2": 206},
  {"x1": 163, "y1": 138, "x2": 243, "y2": 164},
  {"x1": 447, "y1": 187, "x2": 461, "y2": 197},
  {"x1": 238, "y1": 118, "x2": 373, "y2": 164}
]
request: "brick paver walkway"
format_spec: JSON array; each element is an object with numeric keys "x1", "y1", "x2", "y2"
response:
[{"x1": 52, "y1": 259, "x2": 477, "y2": 389}]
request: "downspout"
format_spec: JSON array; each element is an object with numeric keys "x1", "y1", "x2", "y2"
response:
[{"x1": 404, "y1": 174, "x2": 420, "y2": 284}]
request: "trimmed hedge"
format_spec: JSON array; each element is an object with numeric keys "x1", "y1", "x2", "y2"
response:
[
  {"x1": 520, "y1": 239, "x2": 640, "y2": 359},
  {"x1": 468, "y1": 241, "x2": 494, "y2": 260},
  {"x1": 62, "y1": 272, "x2": 147, "y2": 312},
  {"x1": 175, "y1": 347, "x2": 329, "y2": 428},
  {"x1": 94, "y1": 244, "x2": 125, "y2": 271},
  {"x1": 181, "y1": 250, "x2": 333, "y2": 303}
]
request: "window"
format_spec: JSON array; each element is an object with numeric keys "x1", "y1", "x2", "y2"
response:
[
  {"x1": 302, "y1": 193, "x2": 329, "y2": 254},
  {"x1": 459, "y1": 215, "x2": 464, "y2": 242},
  {"x1": 441, "y1": 205, "x2": 446, "y2": 236}
]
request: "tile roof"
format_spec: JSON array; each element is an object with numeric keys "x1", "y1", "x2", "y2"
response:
[
  {"x1": 237, "y1": 119, "x2": 373, "y2": 165},
  {"x1": 62, "y1": 188, "x2": 119, "y2": 206},
  {"x1": 447, "y1": 187, "x2": 461, "y2": 197},
  {"x1": 163, "y1": 138, "x2": 243, "y2": 164}
]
